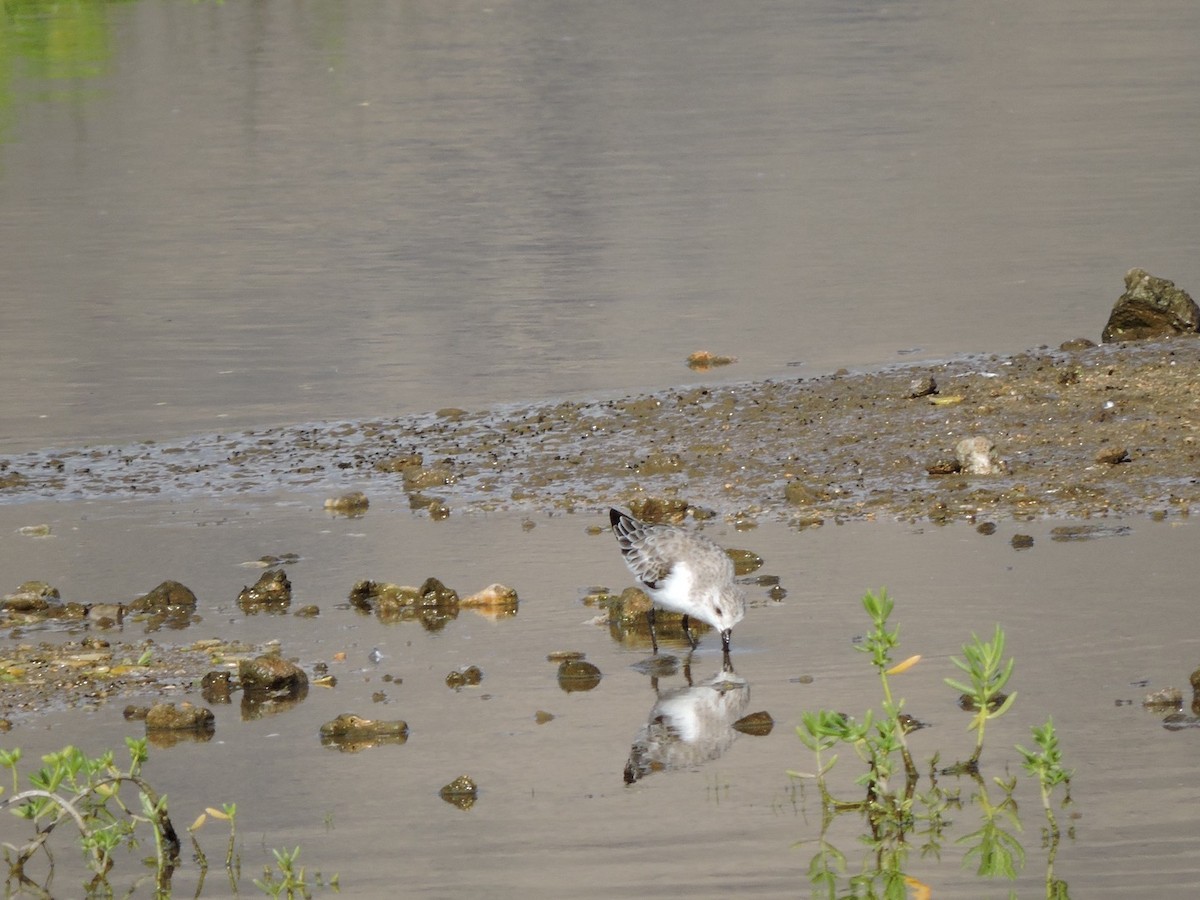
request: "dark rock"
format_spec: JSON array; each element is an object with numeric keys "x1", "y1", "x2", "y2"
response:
[
  {"x1": 238, "y1": 655, "x2": 308, "y2": 697},
  {"x1": 907, "y1": 376, "x2": 938, "y2": 398},
  {"x1": 130, "y1": 580, "x2": 198, "y2": 612},
  {"x1": 446, "y1": 665, "x2": 483, "y2": 689},
  {"x1": 1010, "y1": 534, "x2": 1034, "y2": 550},
  {"x1": 2, "y1": 581, "x2": 59, "y2": 612},
  {"x1": 144, "y1": 701, "x2": 215, "y2": 732},
  {"x1": 926, "y1": 459, "x2": 961, "y2": 476},
  {"x1": 1102, "y1": 268, "x2": 1200, "y2": 343},
  {"x1": 201, "y1": 671, "x2": 233, "y2": 703},
  {"x1": 439, "y1": 774, "x2": 478, "y2": 810},
  {"x1": 319, "y1": 713, "x2": 408, "y2": 751},
  {"x1": 237, "y1": 569, "x2": 292, "y2": 612},
  {"x1": 1095, "y1": 446, "x2": 1130, "y2": 465}
]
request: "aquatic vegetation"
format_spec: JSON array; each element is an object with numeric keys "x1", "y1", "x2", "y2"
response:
[
  {"x1": 0, "y1": 740, "x2": 335, "y2": 897},
  {"x1": 792, "y1": 590, "x2": 1073, "y2": 898}
]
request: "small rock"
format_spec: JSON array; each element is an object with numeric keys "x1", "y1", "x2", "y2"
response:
[
  {"x1": 85, "y1": 603, "x2": 126, "y2": 627},
  {"x1": 686, "y1": 350, "x2": 737, "y2": 370},
  {"x1": 534, "y1": 710, "x2": 555, "y2": 724},
  {"x1": 324, "y1": 491, "x2": 369, "y2": 515},
  {"x1": 144, "y1": 701, "x2": 215, "y2": 732},
  {"x1": 1095, "y1": 446, "x2": 1130, "y2": 466},
  {"x1": 955, "y1": 436, "x2": 1004, "y2": 475},
  {"x1": 907, "y1": 376, "x2": 937, "y2": 398},
  {"x1": 439, "y1": 774, "x2": 479, "y2": 810},
  {"x1": 237, "y1": 569, "x2": 292, "y2": 612},
  {"x1": 130, "y1": 580, "x2": 198, "y2": 612},
  {"x1": 200, "y1": 671, "x2": 233, "y2": 703},
  {"x1": 238, "y1": 655, "x2": 308, "y2": 697},
  {"x1": 460, "y1": 584, "x2": 519, "y2": 613},
  {"x1": 2, "y1": 581, "x2": 59, "y2": 612},
  {"x1": 446, "y1": 665, "x2": 483, "y2": 689},
  {"x1": 1143, "y1": 687, "x2": 1183, "y2": 711},
  {"x1": 926, "y1": 459, "x2": 961, "y2": 476},
  {"x1": 1010, "y1": 534, "x2": 1035, "y2": 550},
  {"x1": 319, "y1": 713, "x2": 408, "y2": 751}
]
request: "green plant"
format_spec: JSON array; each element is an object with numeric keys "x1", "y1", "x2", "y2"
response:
[
  {"x1": 1017, "y1": 717, "x2": 1072, "y2": 836},
  {"x1": 1017, "y1": 717, "x2": 1073, "y2": 899},
  {"x1": 254, "y1": 845, "x2": 337, "y2": 898},
  {"x1": 944, "y1": 625, "x2": 1017, "y2": 771},
  {"x1": 792, "y1": 589, "x2": 1072, "y2": 897},
  {"x1": 0, "y1": 738, "x2": 178, "y2": 888},
  {"x1": 0, "y1": 741, "x2": 332, "y2": 897}
]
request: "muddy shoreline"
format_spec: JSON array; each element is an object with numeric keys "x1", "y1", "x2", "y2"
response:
[{"x1": 3, "y1": 338, "x2": 1198, "y2": 524}]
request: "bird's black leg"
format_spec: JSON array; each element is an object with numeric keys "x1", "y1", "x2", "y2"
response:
[
  {"x1": 647, "y1": 607, "x2": 659, "y2": 654},
  {"x1": 681, "y1": 614, "x2": 697, "y2": 649}
]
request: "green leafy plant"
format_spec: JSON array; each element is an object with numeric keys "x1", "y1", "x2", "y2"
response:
[
  {"x1": 944, "y1": 625, "x2": 1018, "y2": 772},
  {"x1": 792, "y1": 589, "x2": 1072, "y2": 897},
  {"x1": 254, "y1": 845, "x2": 337, "y2": 898},
  {"x1": 0, "y1": 741, "x2": 333, "y2": 897}
]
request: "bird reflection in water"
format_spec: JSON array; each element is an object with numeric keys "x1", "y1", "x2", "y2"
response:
[{"x1": 624, "y1": 652, "x2": 751, "y2": 784}]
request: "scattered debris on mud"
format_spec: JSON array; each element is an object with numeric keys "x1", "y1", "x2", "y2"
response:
[{"x1": 3, "y1": 337, "x2": 1198, "y2": 524}]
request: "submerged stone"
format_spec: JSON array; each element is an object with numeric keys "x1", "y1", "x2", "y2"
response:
[
  {"x1": 144, "y1": 701, "x2": 215, "y2": 732},
  {"x1": 439, "y1": 774, "x2": 479, "y2": 810},
  {"x1": 320, "y1": 713, "x2": 408, "y2": 751}
]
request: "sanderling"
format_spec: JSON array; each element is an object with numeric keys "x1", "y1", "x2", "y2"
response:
[{"x1": 609, "y1": 508, "x2": 746, "y2": 654}]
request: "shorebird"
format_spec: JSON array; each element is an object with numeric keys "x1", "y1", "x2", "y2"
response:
[{"x1": 609, "y1": 508, "x2": 746, "y2": 654}]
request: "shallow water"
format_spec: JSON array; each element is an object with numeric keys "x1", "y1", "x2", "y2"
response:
[
  {"x1": 3, "y1": 0, "x2": 1200, "y2": 451},
  {"x1": 2, "y1": 499, "x2": 1199, "y2": 896}
]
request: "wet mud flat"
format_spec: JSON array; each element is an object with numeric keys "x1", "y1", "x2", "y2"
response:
[{"x1": 2, "y1": 338, "x2": 1199, "y2": 523}]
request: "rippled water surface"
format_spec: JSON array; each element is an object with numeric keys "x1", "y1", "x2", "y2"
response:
[{"x1": 2, "y1": 0, "x2": 1199, "y2": 452}]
